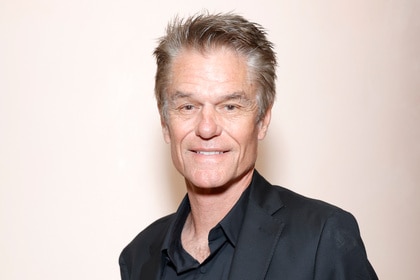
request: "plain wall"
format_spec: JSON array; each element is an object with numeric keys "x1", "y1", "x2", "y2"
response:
[{"x1": 1, "y1": 0, "x2": 419, "y2": 279}]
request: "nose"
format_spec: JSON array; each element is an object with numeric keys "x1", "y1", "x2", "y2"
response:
[{"x1": 195, "y1": 105, "x2": 222, "y2": 139}]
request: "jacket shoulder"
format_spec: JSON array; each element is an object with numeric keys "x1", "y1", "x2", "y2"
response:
[
  {"x1": 130, "y1": 213, "x2": 172, "y2": 239},
  {"x1": 121, "y1": 213, "x2": 174, "y2": 256},
  {"x1": 119, "y1": 213, "x2": 175, "y2": 279},
  {"x1": 253, "y1": 171, "x2": 348, "y2": 219},
  {"x1": 272, "y1": 184, "x2": 359, "y2": 228},
  {"x1": 275, "y1": 185, "x2": 345, "y2": 213}
]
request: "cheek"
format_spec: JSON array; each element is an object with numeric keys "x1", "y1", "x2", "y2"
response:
[
  {"x1": 229, "y1": 122, "x2": 260, "y2": 146},
  {"x1": 164, "y1": 119, "x2": 192, "y2": 145}
]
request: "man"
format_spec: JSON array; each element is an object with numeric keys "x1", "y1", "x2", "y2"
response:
[{"x1": 119, "y1": 12, "x2": 378, "y2": 279}]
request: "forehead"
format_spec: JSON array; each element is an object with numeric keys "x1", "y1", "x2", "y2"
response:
[{"x1": 168, "y1": 48, "x2": 253, "y2": 97}]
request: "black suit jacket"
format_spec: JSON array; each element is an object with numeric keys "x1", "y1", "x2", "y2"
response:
[{"x1": 119, "y1": 171, "x2": 378, "y2": 279}]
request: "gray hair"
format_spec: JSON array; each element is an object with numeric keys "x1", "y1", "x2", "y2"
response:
[{"x1": 154, "y1": 12, "x2": 277, "y2": 122}]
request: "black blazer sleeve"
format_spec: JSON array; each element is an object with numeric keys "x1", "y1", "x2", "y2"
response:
[
  {"x1": 313, "y1": 210, "x2": 378, "y2": 279},
  {"x1": 119, "y1": 253, "x2": 130, "y2": 280}
]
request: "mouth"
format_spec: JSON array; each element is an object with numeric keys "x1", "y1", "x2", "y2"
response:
[
  {"x1": 195, "y1": 151, "x2": 225, "y2": 155},
  {"x1": 191, "y1": 149, "x2": 228, "y2": 155}
]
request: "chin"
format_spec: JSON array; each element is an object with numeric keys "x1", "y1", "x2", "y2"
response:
[
  {"x1": 190, "y1": 178, "x2": 227, "y2": 189},
  {"x1": 186, "y1": 170, "x2": 230, "y2": 189}
]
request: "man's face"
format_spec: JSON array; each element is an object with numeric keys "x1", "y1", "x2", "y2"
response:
[{"x1": 162, "y1": 48, "x2": 271, "y2": 190}]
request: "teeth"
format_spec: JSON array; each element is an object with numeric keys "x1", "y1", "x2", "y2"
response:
[{"x1": 196, "y1": 151, "x2": 223, "y2": 155}]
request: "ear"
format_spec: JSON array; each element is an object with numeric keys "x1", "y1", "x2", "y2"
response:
[
  {"x1": 161, "y1": 115, "x2": 171, "y2": 144},
  {"x1": 257, "y1": 107, "x2": 272, "y2": 140}
]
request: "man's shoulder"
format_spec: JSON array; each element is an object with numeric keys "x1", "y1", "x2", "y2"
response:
[
  {"x1": 119, "y1": 213, "x2": 177, "y2": 278},
  {"x1": 253, "y1": 171, "x2": 348, "y2": 217},
  {"x1": 129, "y1": 213, "x2": 175, "y2": 242},
  {"x1": 275, "y1": 184, "x2": 342, "y2": 212},
  {"x1": 268, "y1": 184, "x2": 358, "y2": 230},
  {"x1": 120, "y1": 213, "x2": 176, "y2": 257}
]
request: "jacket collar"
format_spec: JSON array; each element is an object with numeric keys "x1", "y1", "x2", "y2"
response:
[
  {"x1": 228, "y1": 170, "x2": 285, "y2": 280},
  {"x1": 139, "y1": 170, "x2": 285, "y2": 280}
]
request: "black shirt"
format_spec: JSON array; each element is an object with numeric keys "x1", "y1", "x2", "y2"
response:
[{"x1": 161, "y1": 186, "x2": 250, "y2": 279}]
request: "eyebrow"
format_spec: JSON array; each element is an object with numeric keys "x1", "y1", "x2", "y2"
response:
[
  {"x1": 169, "y1": 91, "x2": 192, "y2": 102},
  {"x1": 170, "y1": 91, "x2": 250, "y2": 103},
  {"x1": 223, "y1": 91, "x2": 246, "y2": 99}
]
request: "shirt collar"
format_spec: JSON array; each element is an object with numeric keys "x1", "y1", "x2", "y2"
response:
[
  {"x1": 161, "y1": 194, "x2": 191, "y2": 252},
  {"x1": 162, "y1": 180, "x2": 251, "y2": 255},
  {"x1": 217, "y1": 185, "x2": 250, "y2": 246}
]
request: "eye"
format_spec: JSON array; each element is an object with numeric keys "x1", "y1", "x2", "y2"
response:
[
  {"x1": 177, "y1": 103, "x2": 198, "y2": 114},
  {"x1": 224, "y1": 104, "x2": 238, "y2": 111},
  {"x1": 182, "y1": 104, "x2": 195, "y2": 110}
]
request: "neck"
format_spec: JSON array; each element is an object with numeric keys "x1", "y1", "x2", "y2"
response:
[
  {"x1": 181, "y1": 170, "x2": 254, "y2": 263},
  {"x1": 185, "y1": 170, "x2": 253, "y2": 235}
]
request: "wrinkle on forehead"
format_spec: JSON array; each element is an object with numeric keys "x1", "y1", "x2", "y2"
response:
[{"x1": 171, "y1": 47, "x2": 251, "y2": 84}]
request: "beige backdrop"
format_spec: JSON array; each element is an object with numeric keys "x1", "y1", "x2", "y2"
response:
[{"x1": 1, "y1": 0, "x2": 419, "y2": 279}]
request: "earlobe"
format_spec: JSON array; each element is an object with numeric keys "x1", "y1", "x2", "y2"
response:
[
  {"x1": 162, "y1": 123, "x2": 171, "y2": 144},
  {"x1": 258, "y1": 107, "x2": 272, "y2": 140},
  {"x1": 159, "y1": 113, "x2": 171, "y2": 143}
]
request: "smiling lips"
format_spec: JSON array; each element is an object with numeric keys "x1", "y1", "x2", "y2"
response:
[{"x1": 195, "y1": 151, "x2": 225, "y2": 155}]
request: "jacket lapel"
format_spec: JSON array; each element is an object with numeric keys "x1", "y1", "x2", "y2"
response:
[
  {"x1": 137, "y1": 172, "x2": 284, "y2": 280},
  {"x1": 228, "y1": 171, "x2": 285, "y2": 280}
]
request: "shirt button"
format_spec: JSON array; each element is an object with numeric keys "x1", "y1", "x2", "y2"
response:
[{"x1": 200, "y1": 267, "x2": 206, "y2": 274}]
